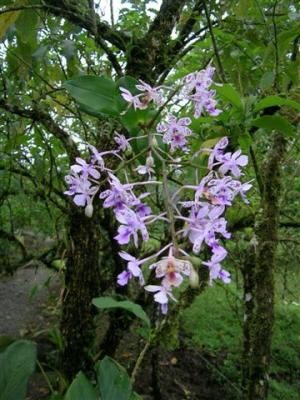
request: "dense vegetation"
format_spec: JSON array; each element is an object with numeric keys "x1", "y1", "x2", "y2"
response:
[{"x1": 0, "y1": 1, "x2": 299, "y2": 399}]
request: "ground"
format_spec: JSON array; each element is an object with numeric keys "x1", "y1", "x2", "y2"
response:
[
  {"x1": 0, "y1": 266, "x2": 229, "y2": 400},
  {"x1": 0, "y1": 265, "x2": 299, "y2": 399}
]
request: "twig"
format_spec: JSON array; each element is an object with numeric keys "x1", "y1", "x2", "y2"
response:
[
  {"x1": 37, "y1": 360, "x2": 55, "y2": 394},
  {"x1": 131, "y1": 339, "x2": 151, "y2": 384},
  {"x1": 203, "y1": 1, "x2": 226, "y2": 83}
]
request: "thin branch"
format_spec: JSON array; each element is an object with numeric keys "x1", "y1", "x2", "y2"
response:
[
  {"x1": 0, "y1": 228, "x2": 27, "y2": 259},
  {"x1": 42, "y1": 0, "x2": 128, "y2": 50},
  {"x1": 110, "y1": 0, "x2": 115, "y2": 27},
  {"x1": 272, "y1": 1, "x2": 279, "y2": 90},
  {"x1": 203, "y1": 0, "x2": 226, "y2": 83},
  {"x1": 86, "y1": 0, "x2": 122, "y2": 76},
  {"x1": 171, "y1": 0, "x2": 205, "y2": 54}
]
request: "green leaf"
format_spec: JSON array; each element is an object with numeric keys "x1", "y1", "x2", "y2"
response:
[
  {"x1": 65, "y1": 372, "x2": 97, "y2": 400},
  {"x1": 92, "y1": 297, "x2": 150, "y2": 327},
  {"x1": 96, "y1": 356, "x2": 132, "y2": 400},
  {"x1": 238, "y1": 132, "x2": 252, "y2": 152},
  {"x1": 277, "y1": 28, "x2": 300, "y2": 56},
  {"x1": 259, "y1": 71, "x2": 275, "y2": 90},
  {"x1": 63, "y1": 76, "x2": 119, "y2": 118},
  {"x1": 251, "y1": 115, "x2": 295, "y2": 137},
  {"x1": 0, "y1": 9, "x2": 20, "y2": 40},
  {"x1": 49, "y1": 394, "x2": 63, "y2": 400},
  {"x1": 15, "y1": 10, "x2": 38, "y2": 44},
  {"x1": 0, "y1": 340, "x2": 37, "y2": 400},
  {"x1": 214, "y1": 84, "x2": 243, "y2": 109},
  {"x1": 254, "y1": 96, "x2": 300, "y2": 112}
]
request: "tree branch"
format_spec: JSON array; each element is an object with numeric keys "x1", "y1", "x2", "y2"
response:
[
  {"x1": 0, "y1": 99, "x2": 79, "y2": 162},
  {"x1": 203, "y1": 0, "x2": 226, "y2": 83},
  {"x1": 126, "y1": 0, "x2": 187, "y2": 81},
  {"x1": 42, "y1": 0, "x2": 128, "y2": 51},
  {"x1": 0, "y1": 228, "x2": 27, "y2": 259},
  {"x1": 171, "y1": 0, "x2": 205, "y2": 54}
]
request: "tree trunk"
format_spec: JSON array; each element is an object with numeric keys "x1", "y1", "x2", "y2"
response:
[
  {"x1": 241, "y1": 244, "x2": 256, "y2": 390},
  {"x1": 244, "y1": 133, "x2": 286, "y2": 399},
  {"x1": 60, "y1": 208, "x2": 101, "y2": 378}
]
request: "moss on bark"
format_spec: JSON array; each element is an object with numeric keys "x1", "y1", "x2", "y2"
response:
[
  {"x1": 244, "y1": 133, "x2": 287, "y2": 400},
  {"x1": 60, "y1": 209, "x2": 101, "y2": 378}
]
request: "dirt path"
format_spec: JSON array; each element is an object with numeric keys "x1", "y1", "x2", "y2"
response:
[{"x1": 0, "y1": 266, "x2": 59, "y2": 337}]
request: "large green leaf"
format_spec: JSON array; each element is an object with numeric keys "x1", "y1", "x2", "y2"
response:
[
  {"x1": 259, "y1": 71, "x2": 275, "y2": 90},
  {"x1": 254, "y1": 96, "x2": 300, "y2": 112},
  {"x1": 65, "y1": 372, "x2": 97, "y2": 400},
  {"x1": 15, "y1": 9, "x2": 38, "y2": 45},
  {"x1": 92, "y1": 297, "x2": 150, "y2": 327},
  {"x1": 96, "y1": 356, "x2": 132, "y2": 400},
  {"x1": 251, "y1": 115, "x2": 295, "y2": 137},
  {"x1": 63, "y1": 76, "x2": 120, "y2": 118},
  {"x1": 0, "y1": 8, "x2": 21, "y2": 40},
  {"x1": 0, "y1": 340, "x2": 37, "y2": 400},
  {"x1": 214, "y1": 84, "x2": 243, "y2": 109}
]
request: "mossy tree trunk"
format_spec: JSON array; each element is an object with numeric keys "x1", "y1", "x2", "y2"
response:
[
  {"x1": 241, "y1": 244, "x2": 256, "y2": 390},
  {"x1": 60, "y1": 208, "x2": 101, "y2": 378},
  {"x1": 243, "y1": 133, "x2": 287, "y2": 399}
]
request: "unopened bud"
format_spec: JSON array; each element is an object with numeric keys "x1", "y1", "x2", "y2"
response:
[
  {"x1": 189, "y1": 267, "x2": 199, "y2": 288},
  {"x1": 85, "y1": 203, "x2": 94, "y2": 218},
  {"x1": 146, "y1": 154, "x2": 155, "y2": 168},
  {"x1": 125, "y1": 144, "x2": 132, "y2": 157},
  {"x1": 152, "y1": 136, "x2": 158, "y2": 147}
]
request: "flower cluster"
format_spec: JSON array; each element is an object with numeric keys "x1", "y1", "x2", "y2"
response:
[
  {"x1": 157, "y1": 115, "x2": 192, "y2": 153},
  {"x1": 64, "y1": 65, "x2": 251, "y2": 314},
  {"x1": 181, "y1": 64, "x2": 222, "y2": 118}
]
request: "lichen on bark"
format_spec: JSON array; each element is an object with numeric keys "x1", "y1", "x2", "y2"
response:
[{"x1": 244, "y1": 133, "x2": 287, "y2": 400}]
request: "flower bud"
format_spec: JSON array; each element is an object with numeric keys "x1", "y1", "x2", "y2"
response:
[
  {"x1": 124, "y1": 143, "x2": 132, "y2": 157},
  {"x1": 151, "y1": 136, "x2": 158, "y2": 147},
  {"x1": 146, "y1": 154, "x2": 155, "y2": 168},
  {"x1": 189, "y1": 267, "x2": 199, "y2": 288},
  {"x1": 85, "y1": 203, "x2": 94, "y2": 218}
]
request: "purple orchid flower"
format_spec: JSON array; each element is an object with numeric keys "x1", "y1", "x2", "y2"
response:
[
  {"x1": 114, "y1": 132, "x2": 131, "y2": 152},
  {"x1": 117, "y1": 251, "x2": 145, "y2": 286},
  {"x1": 218, "y1": 150, "x2": 248, "y2": 177},
  {"x1": 119, "y1": 87, "x2": 143, "y2": 110},
  {"x1": 144, "y1": 283, "x2": 177, "y2": 314},
  {"x1": 114, "y1": 208, "x2": 149, "y2": 247},
  {"x1": 71, "y1": 157, "x2": 100, "y2": 179},
  {"x1": 136, "y1": 80, "x2": 164, "y2": 106},
  {"x1": 157, "y1": 115, "x2": 192, "y2": 152},
  {"x1": 99, "y1": 173, "x2": 135, "y2": 211}
]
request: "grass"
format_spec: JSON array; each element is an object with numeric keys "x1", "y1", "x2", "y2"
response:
[{"x1": 182, "y1": 273, "x2": 300, "y2": 399}]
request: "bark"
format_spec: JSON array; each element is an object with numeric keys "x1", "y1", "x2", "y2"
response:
[
  {"x1": 60, "y1": 208, "x2": 101, "y2": 378},
  {"x1": 243, "y1": 133, "x2": 287, "y2": 399},
  {"x1": 126, "y1": 0, "x2": 187, "y2": 81},
  {"x1": 241, "y1": 244, "x2": 256, "y2": 390}
]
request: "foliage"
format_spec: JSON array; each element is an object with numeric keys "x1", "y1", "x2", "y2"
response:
[
  {"x1": 0, "y1": 340, "x2": 37, "y2": 400},
  {"x1": 65, "y1": 357, "x2": 141, "y2": 400},
  {"x1": 92, "y1": 297, "x2": 151, "y2": 328}
]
